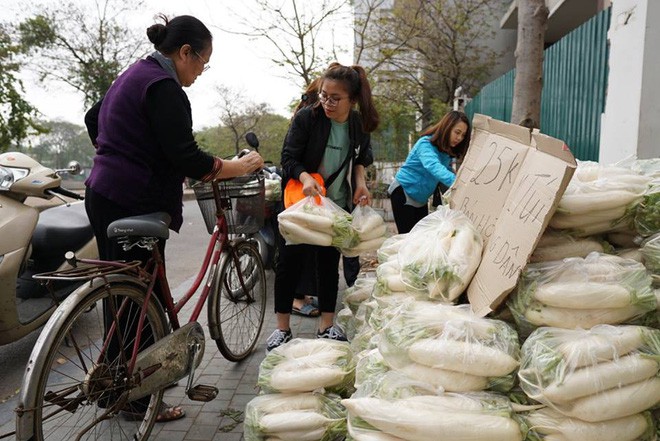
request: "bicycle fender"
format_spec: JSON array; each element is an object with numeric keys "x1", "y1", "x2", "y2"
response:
[{"x1": 15, "y1": 274, "x2": 149, "y2": 441}]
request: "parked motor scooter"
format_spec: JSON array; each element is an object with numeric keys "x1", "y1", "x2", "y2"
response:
[
  {"x1": 243, "y1": 132, "x2": 281, "y2": 270},
  {"x1": 0, "y1": 152, "x2": 97, "y2": 346}
]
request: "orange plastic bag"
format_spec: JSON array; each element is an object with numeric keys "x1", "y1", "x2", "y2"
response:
[{"x1": 283, "y1": 173, "x2": 326, "y2": 208}]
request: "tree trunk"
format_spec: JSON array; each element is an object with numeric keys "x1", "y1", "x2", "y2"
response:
[{"x1": 511, "y1": 0, "x2": 548, "y2": 128}]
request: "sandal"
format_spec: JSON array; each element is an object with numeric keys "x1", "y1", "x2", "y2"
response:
[
  {"x1": 292, "y1": 303, "x2": 320, "y2": 317},
  {"x1": 121, "y1": 401, "x2": 186, "y2": 423},
  {"x1": 307, "y1": 296, "x2": 319, "y2": 308}
]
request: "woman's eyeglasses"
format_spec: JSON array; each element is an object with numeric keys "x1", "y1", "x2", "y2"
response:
[
  {"x1": 319, "y1": 92, "x2": 347, "y2": 107},
  {"x1": 193, "y1": 50, "x2": 211, "y2": 72}
]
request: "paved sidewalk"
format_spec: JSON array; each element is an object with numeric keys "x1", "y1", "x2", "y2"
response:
[{"x1": 0, "y1": 268, "x2": 349, "y2": 441}]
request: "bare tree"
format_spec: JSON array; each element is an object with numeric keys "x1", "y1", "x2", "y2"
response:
[
  {"x1": 511, "y1": 0, "x2": 548, "y2": 128},
  {"x1": 358, "y1": 0, "x2": 508, "y2": 126},
  {"x1": 18, "y1": 0, "x2": 148, "y2": 108},
  {"x1": 226, "y1": 0, "x2": 351, "y2": 88},
  {"x1": 216, "y1": 85, "x2": 271, "y2": 154}
]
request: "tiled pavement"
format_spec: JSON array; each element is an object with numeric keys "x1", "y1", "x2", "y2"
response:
[{"x1": 0, "y1": 267, "x2": 350, "y2": 440}]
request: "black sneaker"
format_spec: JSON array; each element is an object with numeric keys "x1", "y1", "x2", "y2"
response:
[
  {"x1": 316, "y1": 325, "x2": 347, "y2": 341},
  {"x1": 266, "y1": 328, "x2": 292, "y2": 352}
]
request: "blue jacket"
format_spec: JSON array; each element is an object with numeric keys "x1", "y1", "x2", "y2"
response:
[{"x1": 395, "y1": 135, "x2": 455, "y2": 204}]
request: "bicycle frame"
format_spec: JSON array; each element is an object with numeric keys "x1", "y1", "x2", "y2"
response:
[{"x1": 96, "y1": 180, "x2": 238, "y2": 374}]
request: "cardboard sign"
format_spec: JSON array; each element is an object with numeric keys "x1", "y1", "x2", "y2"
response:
[{"x1": 449, "y1": 114, "x2": 576, "y2": 316}]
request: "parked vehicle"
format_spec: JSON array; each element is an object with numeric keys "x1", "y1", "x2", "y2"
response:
[
  {"x1": 244, "y1": 132, "x2": 281, "y2": 270},
  {"x1": 0, "y1": 152, "x2": 97, "y2": 345}
]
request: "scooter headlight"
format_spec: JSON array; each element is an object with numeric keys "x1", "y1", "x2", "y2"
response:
[{"x1": 0, "y1": 166, "x2": 14, "y2": 190}]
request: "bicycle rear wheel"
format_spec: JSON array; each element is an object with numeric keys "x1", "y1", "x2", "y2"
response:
[
  {"x1": 208, "y1": 240, "x2": 266, "y2": 361},
  {"x1": 23, "y1": 282, "x2": 168, "y2": 441}
]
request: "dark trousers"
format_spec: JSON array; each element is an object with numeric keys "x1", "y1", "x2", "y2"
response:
[
  {"x1": 389, "y1": 185, "x2": 428, "y2": 234},
  {"x1": 85, "y1": 187, "x2": 166, "y2": 411},
  {"x1": 274, "y1": 230, "x2": 340, "y2": 314}
]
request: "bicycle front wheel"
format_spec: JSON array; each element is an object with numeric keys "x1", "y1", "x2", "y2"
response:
[
  {"x1": 23, "y1": 282, "x2": 168, "y2": 441},
  {"x1": 208, "y1": 240, "x2": 266, "y2": 361}
]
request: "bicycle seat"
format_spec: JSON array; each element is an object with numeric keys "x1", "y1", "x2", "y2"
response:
[{"x1": 107, "y1": 212, "x2": 171, "y2": 239}]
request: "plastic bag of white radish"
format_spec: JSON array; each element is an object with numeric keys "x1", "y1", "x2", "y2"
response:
[
  {"x1": 341, "y1": 204, "x2": 388, "y2": 257},
  {"x1": 277, "y1": 195, "x2": 358, "y2": 248},
  {"x1": 518, "y1": 325, "x2": 660, "y2": 425},
  {"x1": 257, "y1": 338, "x2": 355, "y2": 396},
  {"x1": 343, "y1": 370, "x2": 524, "y2": 441},
  {"x1": 508, "y1": 252, "x2": 657, "y2": 336},
  {"x1": 396, "y1": 207, "x2": 483, "y2": 302},
  {"x1": 377, "y1": 302, "x2": 520, "y2": 393},
  {"x1": 243, "y1": 392, "x2": 346, "y2": 441}
]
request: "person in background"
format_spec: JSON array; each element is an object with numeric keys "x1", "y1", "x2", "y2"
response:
[
  {"x1": 84, "y1": 14, "x2": 263, "y2": 422},
  {"x1": 388, "y1": 110, "x2": 471, "y2": 234},
  {"x1": 267, "y1": 62, "x2": 379, "y2": 351}
]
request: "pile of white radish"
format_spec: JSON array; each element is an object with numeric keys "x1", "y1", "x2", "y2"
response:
[
  {"x1": 518, "y1": 325, "x2": 660, "y2": 424},
  {"x1": 277, "y1": 196, "x2": 358, "y2": 248},
  {"x1": 377, "y1": 302, "x2": 520, "y2": 393},
  {"x1": 343, "y1": 277, "x2": 377, "y2": 315},
  {"x1": 257, "y1": 338, "x2": 355, "y2": 395},
  {"x1": 508, "y1": 252, "x2": 657, "y2": 335},
  {"x1": 550, "y1": 161, "x2": 651, "y2": 237},
  {"x1": 341, "y1": 205, "x2": 389, "y2": 257},
  {"x1": 376, "y1": 207, "x2": 483, "y2": 302},
  {"x1": 342, "y1": 389, "x2": 523, "y2": 441},
  {"x1": 244, "y1": 392, "x2": 346, "y2": 441},
  {"x1": 530, "y1": 230, "x2": 611, "y2": 263},
  {"x1": 376, "y1": 233, "x2": 408, "y2": 264}
]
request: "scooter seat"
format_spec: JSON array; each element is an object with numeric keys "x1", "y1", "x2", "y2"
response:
[
  {"x1": 31, "y1": 201, "x2": 94, "y2": 261},
  {"x1": 107, "y1": 212, "x2": 171, "y2": 240}
]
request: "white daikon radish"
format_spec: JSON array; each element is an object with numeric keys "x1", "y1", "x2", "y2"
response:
[
  {"x1": 399, "y1": 363, "x2": 489, "y2": 392},
  {"x1": 542, "y1": 353, "x2": 659, "y2": 402},
  {"x1": 269, "y1": 366, "x2": 346, "y2": 392},
  {"x1": 407, "y1": 339, "x2": 519, "y2": 377},
  {"x1": 277, "y1": 210, "x2": 333, "y2": 231},
  {"x1": 279, "y1": 218, "x2": 333, "y2": 246},
  {"x1": 526, "y1": 408, "x2": 650, "y2": 441},
  {"x1": 259, "y1": 410, "x2": 330, "y2": 433},
  {"x1": 558, "y1": 190, "x2": 641, "y2": 215},
  {"x1": 532, "y1": 282, "x2": 632, "y2": 309},
  {"x1": 557, "y1": 377, "x2": 660, "y2": 422},
  {"x1": 523, "y1": 304, "x2": 645, "y2": 329},
  {"x1": 342, "y1": 397, "x2": 523, "y2": 441}
]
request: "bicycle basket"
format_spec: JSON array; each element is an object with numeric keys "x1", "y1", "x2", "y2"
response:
[{"x1": 193, "y1": 174, "x2": 265, "y2": 235}]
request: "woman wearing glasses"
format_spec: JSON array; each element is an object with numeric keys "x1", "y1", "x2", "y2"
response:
[
  {"x1": 83, "y1": 14, "x2": 263, "y2": 423},
  {"x1": 266, "y1": 62, "x2": 379, "y2": 351}
]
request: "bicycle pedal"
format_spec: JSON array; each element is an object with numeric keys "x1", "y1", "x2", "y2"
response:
[{"x1": 186, "y1": 384, "x2": 218, "y2": 402}]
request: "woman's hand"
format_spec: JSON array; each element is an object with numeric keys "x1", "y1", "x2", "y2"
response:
[
  {"x1": 239, "y1": 151, "x2": 264, "y2": 174},
  {"x1": 300, "y1": 172, "x2": 324, "y2": 196},
  {"x1": 353, "y1": 184, "x2": 371, "y2": 206}
]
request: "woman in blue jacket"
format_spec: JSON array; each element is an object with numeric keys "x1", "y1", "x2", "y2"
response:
[{"x1": 389, "y1": 111, "x2": 471, "y2": 233}]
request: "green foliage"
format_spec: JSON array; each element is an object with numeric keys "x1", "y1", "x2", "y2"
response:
[
  {"x1": 21, "y1": 120, "x2": 94, "y2": 169},
  {"x1": 18, "y1": 0, "x2": 148, "y2": 107},
  {"x1": 195, "y1": 113, "x2": 290, "y2": 166},
  {"x1": 0, "y1": 23, "x2": 43, "y2": 151}
]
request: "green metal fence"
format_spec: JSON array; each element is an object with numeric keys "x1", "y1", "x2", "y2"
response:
[{"x1": 465, "y1": 7, "x2": 611, "y2": 161}]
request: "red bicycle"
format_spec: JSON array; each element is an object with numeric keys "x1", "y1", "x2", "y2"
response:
[{"x1": 15, "y1": 174, "x2": 267, "y2": 440}]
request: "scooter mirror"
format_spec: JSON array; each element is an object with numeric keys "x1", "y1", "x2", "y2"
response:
[{"x1": 65, "y1": 161, "x2": 82, "y2": 175}]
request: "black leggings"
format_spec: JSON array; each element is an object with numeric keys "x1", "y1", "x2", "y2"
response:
[
  {"x1": 389, "y1": 185, "x2": 428, "y2": 234},
  {"x1": 274, "y1": 231, "x2": 340, "y2": 314}
]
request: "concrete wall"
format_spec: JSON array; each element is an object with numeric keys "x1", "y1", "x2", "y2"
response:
[{"x1": 600, "y1": 0, "x2": 660, "y2": 163}]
